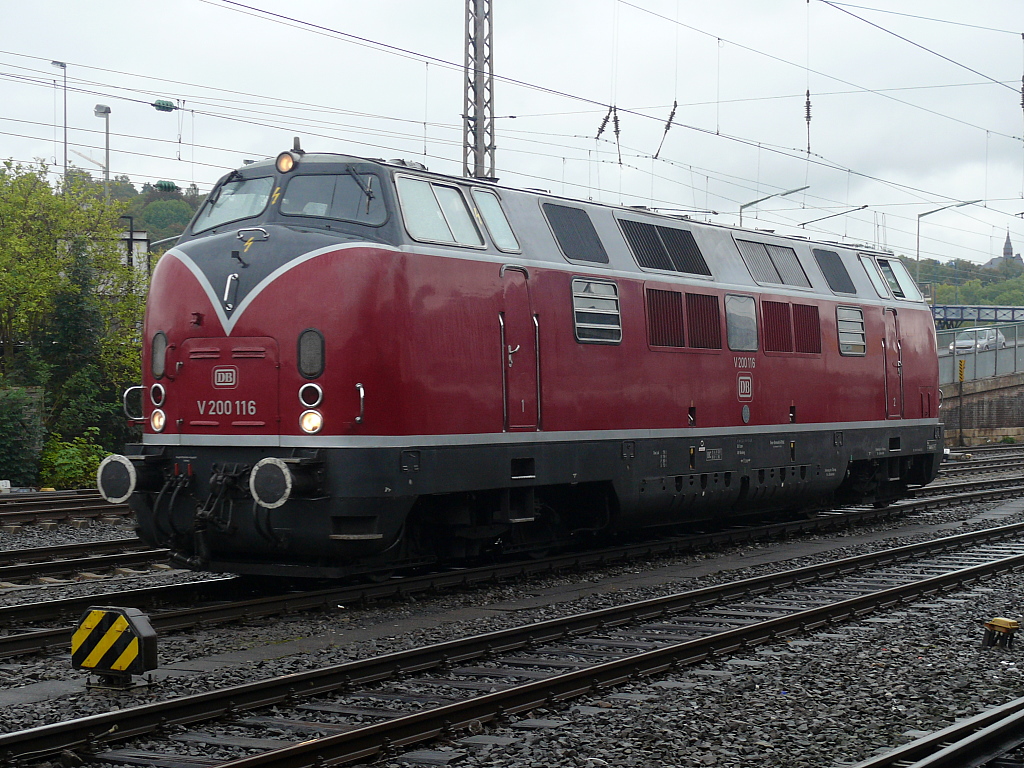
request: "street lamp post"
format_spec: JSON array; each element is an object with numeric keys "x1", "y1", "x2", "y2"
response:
[
  {"x1": 51, "y1": 61, "x2": 67, "y2": 181},
  {"x1": 93, "y1": 104, "x2": 111, "y2": 197},
  {"x1": 739, "y1": 186, "x2": 809, "y2": 227},
  {"x1": 915, "y1": 199, "x2": 982, "y2": 281}
]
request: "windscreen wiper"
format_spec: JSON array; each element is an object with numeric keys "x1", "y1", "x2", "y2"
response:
[{"x1": 344, "y1": 165, "x2": 375, "y2": 214}]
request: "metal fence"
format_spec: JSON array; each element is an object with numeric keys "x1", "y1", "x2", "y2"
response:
[{"x1": 936, "y1": 323, "x2": 1024, "y2": 385}]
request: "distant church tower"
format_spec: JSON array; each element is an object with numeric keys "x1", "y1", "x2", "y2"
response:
[{"x1": 1005, "y1": 229, "x2": 1014, "y2": 259}]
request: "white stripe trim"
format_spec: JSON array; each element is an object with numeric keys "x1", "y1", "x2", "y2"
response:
[
  {"x1": 142, "y1": 418, "x2": 938, "y2": 449},
  {"x1": 165, "y1": 241, "x2": 400, "y2": 335}
]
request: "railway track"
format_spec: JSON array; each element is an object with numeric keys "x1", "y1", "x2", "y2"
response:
[
  {"x1": 2, "y1": 476, "x2": 1021, "y2": 661},
  {"x1": 0, "y1": 489, "x2": 129, "y2": 526},
  {"x1": 0, "y1": 539, "x2": 169, "y2": 584},
  {"x1": 5, "y1": 512, "x2": 1024, "y2": 766},
  {"x1": 851, "y1": 695, "x2": 1024, "y2": 768}
]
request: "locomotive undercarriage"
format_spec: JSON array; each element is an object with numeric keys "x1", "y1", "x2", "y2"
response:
[{"x1": 103, "y1": 422, "x2": 943, "y2": 578}]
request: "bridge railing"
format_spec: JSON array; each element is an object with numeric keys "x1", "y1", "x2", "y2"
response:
[{"x1": 937, "y1": 323, "x2": 1024, "y2": 385}]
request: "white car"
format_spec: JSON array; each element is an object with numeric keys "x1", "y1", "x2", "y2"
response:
[{"x1": 949, "y1": 328, "x2": 1006, "y2": 353}]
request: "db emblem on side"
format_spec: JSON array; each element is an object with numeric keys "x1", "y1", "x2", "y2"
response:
[
  {"x1": 737, "y1": 372, "x2": 753, "y2": 402},
  {"x1": 213, "y1": 366, "x2": 238, "y2": 389}
]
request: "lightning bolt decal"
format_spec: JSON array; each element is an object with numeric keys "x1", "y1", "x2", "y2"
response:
[
  {"x1": 243, "y1": 237, "x2": 256, "y2": 253},
  {"x1": 271, "y1": 186, "x2": 281, "y2": 205}
]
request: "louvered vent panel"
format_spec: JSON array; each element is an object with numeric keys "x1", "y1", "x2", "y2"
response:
[
  {"x1": 766, "y1": 244, "x2": 811, "y2": 287},
  {"x1": 646, "y1": 289, "x2": 685, "y2": 347},
  {"x1": 736, "y1": 240, "x2": 781, "y2": 284},
  {"x1": 659, "y1": 227, "x2": 713, "y2": 276},
  {"x1": 685, "y1": 293, "x2": 722, "y2": 349},
  {"x1": 792, "y1": 304, "x2": 822, "y2": 353},
  {"x1": 622, "y1": 220, "x2": 674, "y2": 271},
  {"x1": 762, "y1": 300, "x2": 793, "y2": 352}
]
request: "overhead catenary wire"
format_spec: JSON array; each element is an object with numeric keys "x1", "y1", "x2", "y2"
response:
[{"x1": 4, "y1": 3, "x2": 1022, "y2": 263}]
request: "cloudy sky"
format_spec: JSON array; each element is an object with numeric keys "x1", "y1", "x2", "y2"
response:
[{"x1": 3, "y1": 1, "x2": 1023, "y2": 273}]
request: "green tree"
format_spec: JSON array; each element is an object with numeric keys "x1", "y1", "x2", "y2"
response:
[{"x1": 0, "y1": 160, "x2": 143, "y2": 463}]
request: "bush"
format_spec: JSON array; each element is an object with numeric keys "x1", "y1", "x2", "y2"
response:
[
  {"x1": 0, "y1": 388, "x2": 43, "y2": 486},
  {"x1": 1000, "y1": 436, "x2": 1017, "y2": 444},
  {"x1": 38, "y1": 427, "x2": 109, "y2": 489}
]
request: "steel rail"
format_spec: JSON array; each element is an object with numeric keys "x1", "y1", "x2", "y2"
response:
[
  {"x1": 0, "y1": 537, "x2": 146, "y2": 564},
  {"x1": 0, "y1": 502, "x2": 129, "y2": 525},
  {"x1": 210, "y1": 551, "x2": 1024, "y2": 768},
  {"x1": 848, "y1": 695, "x2": 1024, "y2": 768},
  {"x1": 0, "y1": 548, "x2": 168, "y2": 582},
  {"x1": 1, "y1": 484, "x2": 1021, "y2": 661},
  {"x1": 4, "y1": 523, "x2": 1024, "y2": 763}
]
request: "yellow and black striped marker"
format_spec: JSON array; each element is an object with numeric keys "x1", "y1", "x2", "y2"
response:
[{"x1": 71, "y1": 606, "x2": 157, "y2": 680}]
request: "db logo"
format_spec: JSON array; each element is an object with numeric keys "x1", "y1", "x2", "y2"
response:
[
  {"x1": 212, "y1": 366, "x2": 238, "y2": 389},
  {"x1": 737, "y1": 373, "x2": 753, "y2": 402}
]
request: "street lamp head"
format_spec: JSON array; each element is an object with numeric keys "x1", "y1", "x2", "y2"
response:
[
  {"x1": 94, "y1": 104, "x2": 111, "y2": 118},
  {"x1": 51, "y1": 60, "x2": 66, "y2": 69}
]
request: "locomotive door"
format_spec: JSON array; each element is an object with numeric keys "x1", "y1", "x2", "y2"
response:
[
  {"x1": 883, "y1": 308, "x2": 903, "y2": 418},
  {"x1": 500, "y1": 266, "x2": 539, "y2": 431}
]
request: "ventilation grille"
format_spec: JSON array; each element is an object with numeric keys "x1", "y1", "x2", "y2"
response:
[
  {"x1": 737, "y1": 239, "x2": 811, "y2": 287},
  {"x1": 686, "y1": 293, "x2": 722, "y2": 349},
  {"x1": 620, "y1": 219, "x2": 712, "y2": 276},
  {"x1": 646, "y1": 289, "x2": 685, "y2": 347},
  {"x1": 762, "y1": 300, "x2": 793, "y2": 352},
  {"x1": 792, "y1": 304, "x2": 821, "y2": 353}
]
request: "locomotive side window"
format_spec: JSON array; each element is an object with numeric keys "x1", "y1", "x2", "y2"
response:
[
  {"x1": 736, "y1": 240, "x2": 811, "y2": 288},
  {"x1": 151, "y1": 331, "x2": 168, "y2": 379},
  {"x1": 685, "y1": 293, "x2": 722, "y2": 349},
  {"x1": 837, "y1": 306, "x2": 867, "y2": 356},
  {"x1": 193, "y1": 176, "x2": 274, "y2": 233},
  {"x1": 646, "y1": 288, "x2": 685, "y2": 347},
  {"x1": 876, "y1": 257, "x2": 925, "y2": 302},
  {"x1": 572, "y1": 279, "x2": 621, "y2": 343},
  {"x1": 280, "y1": 173, "x2": 386, "y2": 225},
  {"x1": 397, "y1": 177, "x2": 484, "y2": 247},
  {"x1": 297, "y1": 328, "x2": 325, "y2": 379},
  {"x1": 812, "y1": 249, "x2": 857, "y2": 294},
  {"x1": 619, "y1": 220, "x2": 712, "y2": 276},
  {"x1": 726, "y1": 295, "x2": 758, "y2": 351},
  {"x1": 544, "y1": 204, "x2": 610, "y2": 264},
  {"x1": 472, "y1": 189, "x2": 520, "y2": 252},
  {"x1": 858, "y1": 255, "x2": 891, "y2": 298}
]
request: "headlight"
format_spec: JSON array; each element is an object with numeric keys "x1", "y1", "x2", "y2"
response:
[
  {"x1": 299, "y1": 409, "x2": 323, "y2": 434},
  {"x1": 150, "y1": 383, "x2": 166, "y2": 406},
  {"x1": 151, "y1": 409, "x2": 166, "y2": 432},
  {"x1": 276, "y1": 150, "x2": 300, "y2": 173}
]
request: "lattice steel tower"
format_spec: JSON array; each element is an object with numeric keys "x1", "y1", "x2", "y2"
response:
[{"x1": 463, "y1": 0, "x2": 495, "y2": 179}]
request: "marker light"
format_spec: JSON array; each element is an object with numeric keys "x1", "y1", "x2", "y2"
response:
[
  {"x1": 150, "y1": 383, "x2": 166, "y2": 407},
  {"x1": 276, "y1": 151, "x2": 299, "y2": 173},
  {"x1": 299, "y1": 409, "x2": 323, "y2": 434},
  {"x1": 150, "y1": 409, "x2": 166, "y2": 432},
  {"x1": 299, "y1": 383, "x2": 323, "y2": 408}
]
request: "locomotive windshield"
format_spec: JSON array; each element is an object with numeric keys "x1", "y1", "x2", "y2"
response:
[
  {"x1": 280, "y1": 172, "x2": 386, "y2": 225},
  {"x1": 193, "y1": 176, "x2": 274, "y2": 233}
]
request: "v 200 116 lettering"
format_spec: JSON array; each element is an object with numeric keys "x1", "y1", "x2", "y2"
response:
[{"x1": 197, "y1": 400, "x2": 257, "y2": 416}]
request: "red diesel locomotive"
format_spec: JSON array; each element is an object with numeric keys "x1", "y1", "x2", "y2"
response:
[{"x1": 98, "y1": 145, "x2": 943, "y2": 577}]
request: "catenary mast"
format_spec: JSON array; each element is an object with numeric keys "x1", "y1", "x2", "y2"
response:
[{"x1": 463, "y1": 0, "x2": 495, "y2": 179}]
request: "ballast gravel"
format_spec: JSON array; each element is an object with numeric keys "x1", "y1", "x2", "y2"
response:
[{"x1": 7, "y1": 498, "x2": 1024, "y2": 767}]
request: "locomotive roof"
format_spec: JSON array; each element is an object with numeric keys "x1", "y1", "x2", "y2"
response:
[
  {"x1": 229, "y1": 150, "x2": 895, "y2": 258},
  {"x1": 203, "y1": 149, "x2": 922, "y2": 306}
]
